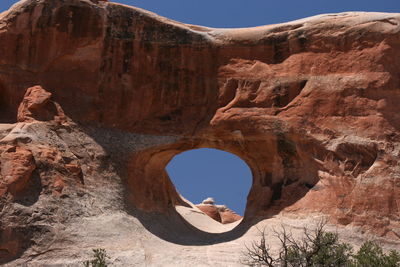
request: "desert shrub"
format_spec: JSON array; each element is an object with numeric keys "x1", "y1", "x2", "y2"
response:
[
  {"x1": 83, "y1": 248, "x2": 109, "y2": 267},
  {"x1": 242, "y1": 220, "x2": 400, "y2": 267},
  {"x1": 350, "y1": 241, "x2": 400, "y2": 267}
]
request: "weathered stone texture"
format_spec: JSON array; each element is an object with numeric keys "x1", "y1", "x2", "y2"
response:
[{"x1": 0, "y1": 0, "x2": 399, "y2": 264}]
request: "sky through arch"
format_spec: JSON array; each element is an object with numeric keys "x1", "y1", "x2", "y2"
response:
[{"x1": 166, "y1": 148, "x2": 252, "y2": 216}]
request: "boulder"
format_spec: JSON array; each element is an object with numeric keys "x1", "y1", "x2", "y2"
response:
[{"x1": 17, "y1": 85, "x2": 66, "y2": 123}]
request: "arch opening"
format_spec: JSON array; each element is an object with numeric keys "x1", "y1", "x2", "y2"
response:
[
  {"x1": 126, "y1": 133, "x2": 321, "y2": 242},
  {"x1": 166, "y1": 148, "x2": 252, "y2": 233}
]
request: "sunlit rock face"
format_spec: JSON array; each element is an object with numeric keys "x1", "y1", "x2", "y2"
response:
[
  {"x1": 195, "y1": 198, "x2": 242, "y2": 224},
  {"x1": 0, "y1": 0, "x2": 399, "y2": 264}
]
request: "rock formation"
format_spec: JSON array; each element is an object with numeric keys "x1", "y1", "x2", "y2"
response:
[
  {"x1": 0, "y1": 0, "x2": 399, "y2": 265},
  {"x1": 195, "y1": 198, "x2": 242, "y2": 224},
  {"x1": 17, "y1": 85, "x2": 66, "y2": 123},
  {"x1": 0, "y1": 145, "x2": 35, "y2": 199}
]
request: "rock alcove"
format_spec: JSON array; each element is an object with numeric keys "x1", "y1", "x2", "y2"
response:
[{"x1": 125, "y1": 134, "x2": 322, "y2": 232}]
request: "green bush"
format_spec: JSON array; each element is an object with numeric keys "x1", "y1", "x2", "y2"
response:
[
  {"x1": 350, "y1": 241, "x2": 400, "y2": 267},
  {"x1": 83, "y1": 248, "x2": 109, "y2": 267},
  {"x1": 242, "y1": 220, "x2": 400, "y2": 267}
]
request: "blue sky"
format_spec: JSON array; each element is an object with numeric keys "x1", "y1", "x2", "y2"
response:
[
  {"x1": 2, "y1": 1, "x2": 399, "y2": 27},
  {"x1": 167, "y1": 149, "x2": 252, "y2": 215},
  {"x1": 1, "y1": 0, "x2": 399, "y2": 216},
  {"x1": 119, "y1": 0, "x2": 400, "y2": 27}
]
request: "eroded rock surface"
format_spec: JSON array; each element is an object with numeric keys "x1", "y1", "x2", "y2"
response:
[
  {"x1": 0, "y1": 0, "x2": 399, "y2": 265},
  {"x1": 195, "y1": 198, "x2": 242, "y2": 224},
  {"x1": 0, "y1": 145, "x2": 35, "y2": 198},
  {"x1": 17, "y1": 85, "x2": 66, "y2": 123}
]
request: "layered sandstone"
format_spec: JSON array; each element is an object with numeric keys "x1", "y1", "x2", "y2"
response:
[{"x1": 0, "y1": 0, "x2": 399, "y2": 265}]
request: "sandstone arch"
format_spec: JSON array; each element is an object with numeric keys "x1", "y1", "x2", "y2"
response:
[
  {"x1": 126, "y1": 132, "x2": 322, "y2": 222},
  {"x1": 0, "y1": 0, "x2": 399, "y2": 264}
]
